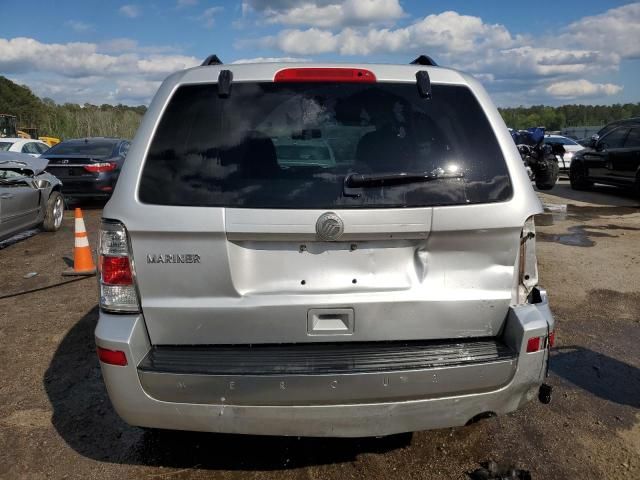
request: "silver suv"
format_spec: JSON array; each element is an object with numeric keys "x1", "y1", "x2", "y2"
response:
[{"x1": 95, "y1": 58, "x2": 555, "y2": 437}]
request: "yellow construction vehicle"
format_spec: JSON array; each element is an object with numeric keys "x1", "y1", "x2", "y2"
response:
[{"x1": 2, "y1": 114, "x2": 61, "y2": 146}]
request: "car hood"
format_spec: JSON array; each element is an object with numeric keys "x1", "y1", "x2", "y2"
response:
[
  {"x1": 572, "y1": 147, "x2": 595, "y2": 157},
  {"x1": 0, "y1": 151, "x2": 49, "y2": 174}
]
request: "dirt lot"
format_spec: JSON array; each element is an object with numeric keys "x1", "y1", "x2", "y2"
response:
[{"x1": 1, "y1": 182, "x2": 639, "y2": 479}]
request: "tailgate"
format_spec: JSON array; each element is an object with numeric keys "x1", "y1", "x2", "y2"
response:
[{"x1": 129, "y1": 207, "x2": 518, "y2": 345}]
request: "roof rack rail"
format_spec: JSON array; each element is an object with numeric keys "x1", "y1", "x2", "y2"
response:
[
  {"x1": 202, "y1": 54, "x2": 223, "y2": 66},
  {"x1": 410, "y1": 55, "x2": 438, "y2": 67}
]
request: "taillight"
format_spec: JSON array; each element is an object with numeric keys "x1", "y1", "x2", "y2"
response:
[
  {"x1": 517, "y1": 216, "x2": 539, "y2": 304},
  {"x1": 526, "y1": 337, "x2": 542, "y2": 353},
  {"x1": 526, "y1": 332, "x2": 555, "y2": 353},
  {"x1": 274, "y1": 68, "x2": 377, "y2": 83},
  {"x1": 101, "y1": 256, "x2": 133, "y2": 285},
  {"x1": 99, "y1": 221, "x2": 140, "y2": 313},
  {"x1": 97, "y1": 347, "x2": 128, "y2": 366},
  {"x1": 84, "y1": 162, "x2": 117, "y2": 173}
]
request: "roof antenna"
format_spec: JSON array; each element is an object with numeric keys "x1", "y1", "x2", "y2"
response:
[
  {"x1": 218, "y1": 70, "x2": 233, "y2": 98},
  {"x1": 416, "y1": 71, "x2": 432, "y2": 99},
  {"x1": 411, "y1": 55, "x2": 438, "y2": 66},
  {"x1": 202, "y1": 54, "x2": 222, "y2": 66}
]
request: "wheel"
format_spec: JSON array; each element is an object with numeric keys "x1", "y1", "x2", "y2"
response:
[
  {"x1": 569, "y1": 161, "x2": 593, "y2": 190},
  {"x1": 534, "y1": 158, "x2": 559, "y2": 190},
  {"x1": 42, "y1": 191, "x2": 64, "y2": 232}
]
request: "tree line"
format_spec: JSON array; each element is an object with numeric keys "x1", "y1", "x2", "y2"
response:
[
  {"x1": 2, "y1": 75, "x2": 639, "y2": 139},
  {"x1": 499, "y1": 103, "x2": 640, "y2": 131},
  {"x1": 0, "y1": 76, "x2": 146, "y2": 140}
]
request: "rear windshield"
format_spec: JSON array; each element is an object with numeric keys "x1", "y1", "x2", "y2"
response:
[
  {"x1": 139, "y1": 82, "x2": 512, "y2": 208},
  {"x1": 46, "y1": 141, "x2": 117, "y2": 157}
]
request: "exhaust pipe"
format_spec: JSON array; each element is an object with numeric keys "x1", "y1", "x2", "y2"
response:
[{"x1": 538, "y1": 383, "x2": 552, "y2": 404}]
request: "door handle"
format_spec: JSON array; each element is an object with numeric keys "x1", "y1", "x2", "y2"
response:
[{"x1": 0, "y1": 193, "x2": 14, "y2": 199}]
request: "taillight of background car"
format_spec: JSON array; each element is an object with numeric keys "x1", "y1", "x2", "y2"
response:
[{"x1": 84, "y1": 162, "x2": 117, "y2": 173}]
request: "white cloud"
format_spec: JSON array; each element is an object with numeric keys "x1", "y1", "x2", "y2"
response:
[
  {"x1": 261, "y1": 11, "x2": 518, "y2": 56},
  {"x1": 266, "y1": 0, "x2": 404, "y2": 27},
  {"x1": 0, "y1": 37, "x2": 200, "y2": 105},
  {"x1": 119, "y1": 4, "x2": 140, "y2": 18},
  {"x1": 114, "y1": 79, "x2": 162, "y2": 102},
  {"x1": 562, "y1": 2, "x2": 640, "y2": 60},
  {"x1": 232, "y1": 56, "x2": 310, "y2": 63},
  {"x1": 65, "y1": 20, "x2": 92, "y2": 33},
  {"x1": 0, "y1": 37, "x2": 199, "y2": 80},
  {"x1": 197, "y1": 6, "x2": 224, "y2": 28},
  {"x1": 546, "y1": 79, "x2": 623, "y2": 99},
  {"x1": 248, "y1": 5, "x2": 633, "y2": 105}
]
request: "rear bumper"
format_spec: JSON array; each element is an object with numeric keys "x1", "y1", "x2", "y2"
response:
[
  {"x1": 95, "y1": 290, "x2": 555, "y2": 437},
  {"x1": 48, "y1": 172, "x2": 117, "y2": 197}
]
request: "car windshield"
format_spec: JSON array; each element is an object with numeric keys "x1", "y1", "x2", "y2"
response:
[
  {"x1": 139, "y1": 82, "x2": 512, "y2": 209},
  {"x1": 0, "y1": 141, "x2": 14, "y2": 151},
  {"x1": 546, "y1": 137, "x2": 578, "y2": 146},
  {"x1": 45, "y1": 140, "x2": 117, "y2": 157}
]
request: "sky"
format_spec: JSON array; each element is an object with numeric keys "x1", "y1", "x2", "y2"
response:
[{"x1": 0, "y1": 0, "x2": 639, "y2": 107}]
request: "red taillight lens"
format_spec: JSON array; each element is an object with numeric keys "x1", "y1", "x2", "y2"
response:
[
  {"x1": 101, "y1": 256, "x2": 133, "y2": 285},
  {"x1": 84, "y1": 162, "x2": 117, "y2": 173},
  {"x1": 274, "y1": 68, "x2": 376, "y2": 83},
  {"x1": 97, "y1": 347, "x2": 128, "y2": 366},
  {"x1": 526, "y1": 337, "x2": 542, "y2": 353}
]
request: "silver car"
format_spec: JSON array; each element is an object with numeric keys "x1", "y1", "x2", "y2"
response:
[
  {"x1": 0, "y1": 152, "x2": 64, "y2": 241},
  {"x1": 95, "y1": 59, "x2": 555, "y2": 437}
]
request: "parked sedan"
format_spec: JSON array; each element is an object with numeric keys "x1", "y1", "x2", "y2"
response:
[
  {"x1": 42, "y1": 137, "x2": 130, "y2": 200},
  {"x1": 544, "y1": 135, "x2": 583, "y2": 171},
  {"x1": 570, "y1": 122, "x2": 640, "y2": 194},
  {"x1": 0, "y1": 152, "x2": 64, "y2": 241},
  {"x1": 0, "y1": 138, "x2": 50, "y2": 157}
]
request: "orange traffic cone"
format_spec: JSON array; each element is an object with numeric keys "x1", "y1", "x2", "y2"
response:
[{"x1": 62, "y1": 208, "x2": 96, "y2": 276}]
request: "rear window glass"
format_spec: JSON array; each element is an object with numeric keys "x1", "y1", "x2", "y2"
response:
[
  {"x1": 46, "y1": 141, "x2": 117, "y2": 157},
  {"x1": 0, "y1": 141, "x2": 14, "y2": 151},
  {"x1": 139, "y1": 83, "x2": 512, "y2": 208}
]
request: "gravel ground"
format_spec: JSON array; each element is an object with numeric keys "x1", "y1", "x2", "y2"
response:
[{"x1": 0, "y1": 181, "x2": 639, "y2": 479}]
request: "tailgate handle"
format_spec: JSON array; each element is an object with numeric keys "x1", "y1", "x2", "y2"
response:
[{"x1": 307, "y1": 308, "x2": 354, "y2": 336}]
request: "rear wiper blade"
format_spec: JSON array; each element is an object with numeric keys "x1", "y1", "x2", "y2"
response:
[
  {"x1": 343, "y1": 169, "x2": 463, "y2": 198},
  {"x1": 345, "y1": 170, "x2": 463, "y2": 188}
]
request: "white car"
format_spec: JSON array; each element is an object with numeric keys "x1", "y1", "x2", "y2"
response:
[
  {"x1": 544, "y1": 135, "x2": 583, "y2": 171},
  {"x1": 0, "y1": 138, "x2": 50, "y2": 157}
]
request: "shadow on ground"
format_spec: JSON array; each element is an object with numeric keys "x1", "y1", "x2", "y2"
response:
[
  {"x1": 44, "y1": 307, "x2": 411, "y2": 470},
  {"x1": 551, "y1": 346, "x2": 640, "y2": 409},
  {"x1": 65, "y1": 197, "x2": 109, "y2": 210}
]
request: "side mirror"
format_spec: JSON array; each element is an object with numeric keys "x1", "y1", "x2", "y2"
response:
[
  {"x1": 588, "y1": 135, "x2": 598, "y2": 148},
  {"x1": 595, "y1": 142, "x2": 606, "y2": 152}
]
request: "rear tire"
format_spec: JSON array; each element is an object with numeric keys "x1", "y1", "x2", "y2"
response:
[
  {"x1": 569, "y1": 161, "x2": 593, "y2": 191},
  {"x1": 535, "y1": 158, "x2": 559, "y2": 191},
  {"x1": 42, "y1": 191, "x2": 64, "y2": 232}
]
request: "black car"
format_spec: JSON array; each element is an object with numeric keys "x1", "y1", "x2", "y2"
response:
[
  {"x1": 42, "y1": 137, "x2": 130, "y2": 199},
  {"x1": 570, "y1": 121, "x2": 640, "y2": 194},
  {"x1": 590, "y1": 117, "x2": 640, "y2": 145}
]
